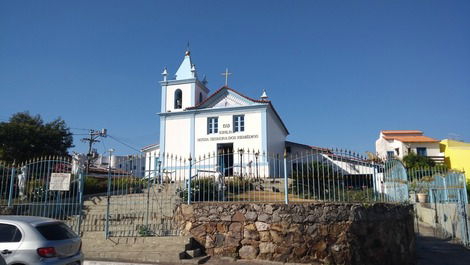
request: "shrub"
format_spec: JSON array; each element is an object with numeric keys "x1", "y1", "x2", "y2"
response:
[
  {"x1": 225, "y1": 177, "x2": 254, "y2": 194},
  {"x1": 291, "y1": 161, "x2": 339, "y2": 200}
]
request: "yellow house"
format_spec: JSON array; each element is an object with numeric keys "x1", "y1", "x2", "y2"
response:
[{"x1": 440, "y1": 139, "x2": 470, "y2": 181}]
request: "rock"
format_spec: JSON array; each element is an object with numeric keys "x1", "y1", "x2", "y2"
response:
[
  {"x1": 215, "y1": 234, "x2": 225, "y2": 247},
  {"x1": 243, "y1": 229, "x2": 260, "y2": 240},
  {"x1": 259, "y1": 242, "x2": 276, "y2": 254},
  {"x1": 205, "y1": 235, "x2": 215, "y2": 248},
  {"x1": 181, "y1": 205, "x2": 194, "y2": 217},
  {"x1": 258, "y1": 213, "x2": 270, "y2": 222},
  {"x1": 229, "y1": 222, "x2": 242, "y2": 233},
  {"x1": 184, "y1": 222, "x2": 192, "y2": 231},
  {"x1": 265, "y1": 204, "x2": 274, "y2": 214},
  {"x1": 272, "y1": 211, "x2": 281, "y2": 222},
  {"x1": 270, "y1": 230, "x2": 283, "y2": 243},
  {"x1": 221, "y1": 215, "x2": 231, "y2": 221},
  {"x1": 245, "y1": 223, "x2": 257, "y2": 231},
  {"x1": 293, "y1": 246, "x2": 307, "y2": 257},
  {"x1": 217, "y1": 223, "x2": 227, "y2": 233},
  {"x1": 313, "y1": 241, "x2": 327, "y2": 252},
  {"x1": 190, "y1": 224, "x2": 206, "y2": 240},
  {"x1": 270, "y1": 223, "x2": 284, "y2": 232},
  {"x1": 238, "y1": 245, "x2": 258, "y2": 259},
  {"x1": 259, "y1": 231, "x2": 271, "y2": 242},
  {"x1": 225, "y1": 235, "x2": 241, "y2": 247},
  {"x1": 255, "y1": 221, "x2": 270, "y2": 231},
  {"x1": 232, "y1": 212, "x2": 246, "y2": 222},
  {"x1": 245, "y1": 211, "x2": 258, "y2": 221}
]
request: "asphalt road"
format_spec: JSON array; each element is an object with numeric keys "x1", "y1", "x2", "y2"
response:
[{"x1": 416, "y1": 223, "x2": 470, "y2": 265}]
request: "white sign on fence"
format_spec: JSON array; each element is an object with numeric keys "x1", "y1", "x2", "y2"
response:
[{"x1": 49, "y1": 173, "x2": 71, "y2": 191}]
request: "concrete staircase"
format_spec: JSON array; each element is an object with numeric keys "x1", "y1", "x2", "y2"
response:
[
  {"x1": 80, "y1": 183, "x2": 191, "y2": 263},
  {"x1": 81, "y1": 231, "x2": 191, "y2": 263},
  {"x1": 80, "y1": 183, "x2": 183, "y2": 236}
]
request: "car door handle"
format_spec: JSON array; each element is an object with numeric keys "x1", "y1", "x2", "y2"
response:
[{"x1": 1, "y1": 249, "x2": 12, "y2": 255}]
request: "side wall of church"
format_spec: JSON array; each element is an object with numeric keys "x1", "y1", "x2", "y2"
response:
[
  {"x1": 266, "y1": 108, "x2": 287, "y2": 156},
  {"x1": 164, "y1": 115, "x2": 192, "y2": 157}
]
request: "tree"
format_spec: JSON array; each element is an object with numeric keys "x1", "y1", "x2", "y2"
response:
[
  {"x1": 402, "y1": 152, "x2": 435, "y2": 169},
  {"x1": 0, "y1": 112, "x2": 73, "y2": 163}
]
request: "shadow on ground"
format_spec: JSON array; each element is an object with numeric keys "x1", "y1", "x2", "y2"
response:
[{"x1": 417, "y1": 223, "x2": 470, "y2": 265}]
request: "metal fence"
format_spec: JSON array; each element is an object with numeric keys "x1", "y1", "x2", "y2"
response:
[
  {"x1": 170, "y1": 149, "x2": 409, "y2": 204},
  {"x1": 408, "y1": 166, "x2": 469, "y2": 247},
  {"x1": 0, "y1": 157, "x2": 84, "y2": 233},
  {"x1": 0, "y1": 149, "x2": 414, "y2": 238}
]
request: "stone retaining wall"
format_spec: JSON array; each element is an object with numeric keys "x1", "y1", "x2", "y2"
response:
[
  {"x1": 175, "y1": 203, "x2": 415, "y2": 265},
  {"x1": 0, "y1": 206, "x2": 14, "y2": 215}
]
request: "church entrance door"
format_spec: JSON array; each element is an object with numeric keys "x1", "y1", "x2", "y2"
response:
[{"x1": 217, "y1": 143, "x2": 233, "y2": 176}]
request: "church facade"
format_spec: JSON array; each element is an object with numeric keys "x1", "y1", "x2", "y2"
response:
[{"x1": 158, "y1": 51, "x2": 289, "y2": 165}]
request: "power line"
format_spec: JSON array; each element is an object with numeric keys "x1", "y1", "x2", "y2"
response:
[{"x1": 107, "y1": 134, "x2": 141, "y2": 153}]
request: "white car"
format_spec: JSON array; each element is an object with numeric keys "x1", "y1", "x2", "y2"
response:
[{"x1": 0, "y1": 216, "x2": 84, "y2": 265}]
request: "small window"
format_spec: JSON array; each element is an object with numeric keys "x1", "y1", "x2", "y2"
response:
[
  {"x1": 416, "y1": 147, "x2": 427, "y2": 156},
  {"x1": 36, "y1": 223, "x2": 78, "y2": 240},
  {"x1": 174, "y1": 89, "x2": 182, "y2": 109},
  {"x1": 207, "y1": 117, "x2": 218, "y2": 134},
  {"x1": 199, "y1": 92, "x2": 203, "y2": 103},
  {"x1": 233, "y1": 115, "x2": 245, "y2": 132},
  {"x1": 387, "y1": 151, "x2": 394, "y2": 158},
  {"x1": 395, "y1": 148, "x2": 400, "y2": 156},
  {"x1": 0, "y1": 224, "x2": 22, "y2": 242}
]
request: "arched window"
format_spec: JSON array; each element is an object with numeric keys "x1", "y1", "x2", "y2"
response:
[
  {"x1": 174, "y1": 89, "x2": 182, "y2": 109},
  {"x1": 199, "y1": 92, "x2": 203, "y2": 103}
]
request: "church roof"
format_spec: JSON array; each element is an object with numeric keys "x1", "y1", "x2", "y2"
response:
[
  {"x1": 187, "y1": 86, "x2": 289, "y2": 135},
  {"x1": 175, "y1": 51, "x2": 196, "y2": 80}
]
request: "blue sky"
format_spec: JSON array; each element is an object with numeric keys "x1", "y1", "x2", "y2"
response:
[{"x1": 1, "y1": 0, "x2": 469, "y2": 155}]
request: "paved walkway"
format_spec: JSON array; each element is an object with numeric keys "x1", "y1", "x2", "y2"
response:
[{"x1": 417, "y1": 223, "x2": 470, "y2": 265}]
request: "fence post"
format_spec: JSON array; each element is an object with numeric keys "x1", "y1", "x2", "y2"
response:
[
  {"x1": 105, "y1": 149, "x2": 113, "y2": 239},
  {"x1": 7, "y1": 163, "x2": 16, "y2": 207},
  {"x1": 283, "y1": 150, "x2": 288, "y2": 204},
  {"x1": 187, "y1": 154, "x2": 192, "y2": 205},
  {"x1": 77, "y1": 169, "x2": 84, "y2": 236}
]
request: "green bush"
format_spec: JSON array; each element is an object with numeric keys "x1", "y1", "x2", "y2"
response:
[
  {"x1": 225, "y1": 177, "x2": 254, "y2": 194},
  {"x1": 291, "y1": 161, "x2": 339, "y2": 200},
  {"x1": 83, "y1": 176, "x2": 148, "y2": 195},
  {"x1": 402, "y1": 153, "x2": 436, "y2": 169}
]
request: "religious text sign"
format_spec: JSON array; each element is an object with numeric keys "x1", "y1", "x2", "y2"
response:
[{"x1": 49, "y1": 173, "x2": 71, "y2": 191}]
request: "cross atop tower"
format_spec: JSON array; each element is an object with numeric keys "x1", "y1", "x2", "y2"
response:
[{"x1": 221, "y1": 68, "x2": 232, "y2": 87}]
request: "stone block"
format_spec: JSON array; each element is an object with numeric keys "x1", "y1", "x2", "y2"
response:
[
  {"x1": 259, "y1": 242, "x2": 276, "y2": 254},
  {"x1": 245, "y1": 211, "x2": 257, "y2": 221},
  {"x1": 232, "y1": 212, "x2": 245, "y2": 222},
  {"x1": 255, "y1": 221, "x2": 270, "y2": 231},
  {"x1": 238, "y1": 245, "x2": 258, "y2": 259}
]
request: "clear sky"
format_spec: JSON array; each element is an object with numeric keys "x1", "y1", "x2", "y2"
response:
[{"x1": 1, "y1": 0, "x2": 469, "y2": 155}]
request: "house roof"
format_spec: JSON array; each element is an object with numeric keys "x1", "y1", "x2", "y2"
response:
[
  {"x1": 383, "y1": 135, "x2": 439, "y2": 143},
  {"x1": 186, "y1": 86, "x2": 269, "y2": 110},
  {"x1": 381, "y1": 130, "x2": 423, "y2": 135},
  {"x1": 380, "y1": 130, "x2": 439, "y2": 143},
  {"x1": 187, "y1": 86, "x2": 289, "y2": 135}
]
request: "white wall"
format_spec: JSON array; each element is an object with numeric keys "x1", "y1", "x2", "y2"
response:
[
  {"x1": 194, "y1": 108, "x2": 264, "y2": 158},
  {"x1": 165, "y1": 115, "x2": 191, "y2": 157},
  {"x1": 375, "y1": 138, "x2": 441, "y2": 159},
  {"x1": 266, "y1": 108, "x2": 287, "y2": 156}
]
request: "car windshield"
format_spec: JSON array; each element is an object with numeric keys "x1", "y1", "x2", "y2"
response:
[{"x1": 35, "y1": 223, "x2": 78, "y2": 240}]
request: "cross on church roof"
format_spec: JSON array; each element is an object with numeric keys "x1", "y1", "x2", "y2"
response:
[{"x1": 221, "y1": 68, "x2": 232, "y2": 87}]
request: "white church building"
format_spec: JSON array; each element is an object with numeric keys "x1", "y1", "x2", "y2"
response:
[{"x1": 144, "y1": 50, "x2": 291, "y2": 179}]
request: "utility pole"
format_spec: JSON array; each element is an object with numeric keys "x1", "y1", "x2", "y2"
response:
[{"x1": 81, "y1": 129, "x2": 107, "y2": 175}]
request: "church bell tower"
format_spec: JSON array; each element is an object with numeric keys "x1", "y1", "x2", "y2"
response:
[{"x1": 159, "y1": 50, "x2": 210, "y2": 113}]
